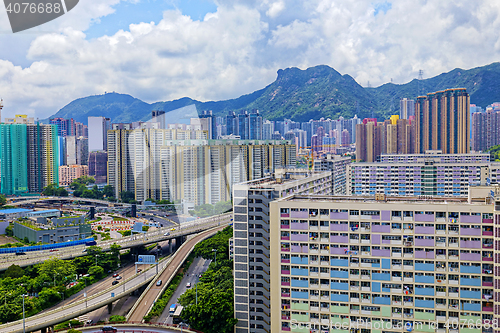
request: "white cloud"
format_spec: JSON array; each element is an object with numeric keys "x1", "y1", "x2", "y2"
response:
[
  {"x1": 1, "y1": 0, "x2": 500, "y2": 119},
  {"x1": 266, "y1": 1, "x2": 285, "y2": 18}
]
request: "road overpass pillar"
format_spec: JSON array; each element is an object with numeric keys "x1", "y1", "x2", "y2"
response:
[
  {"x1": 168, "y1": 239, "x2": 173, "y2": 253},
  {"x1": 108, "y1": 303, "x2": 113, "y2": 314},
  {"x1": 41, "y1": 327, "x2": 46, "y2": 333},
  {"x1": 175, "y1": 236, "x2": 184, "y2": 249}
]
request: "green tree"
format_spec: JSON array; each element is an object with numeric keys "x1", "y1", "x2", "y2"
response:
[
  {"x1": 55, "y1": 187, "x2": 68, "y2": 197},
  {"x1": 120, "y1": 191, "x2": 135, "y2": 203},
  {"x1": 42, "y1": 184, "x2": 57, "y2": 196},
  {"x1": 88, "y1": 265, "x2": 104, "y2": 278},
  {"x1": 3, "y1": 265, "x2": 24, "y2": 279},
  {"x1": 38, "y1": 288, "x2": 61, "y2": 308},
  {"x1": 38, "y1": 258, "x2": 76, "y2": 286},
  {"x1": 81, "y1": 190, "x2": 95, "y2": 199},
  {"x1": 0, "y1": 194, "x2": 7, "y2": 206},
  {"x1": 109, "y1": 315, "x2": 126, "y2": 323},
  {"x1": 4, "y1": 224, "x2": 13, "y2": 237},
  {"x1": 91, "y1": 185, "x2": 103, "y2": 199},
  {"x1": 73, "y1": 175, "x2": 95, "y2": 185},
  {"x1": 103, "y1": 185, "x2": 114, "y2": 198},
  {"x1": 71, "y1": 182, "x2": 87, "y2": 197},
  {"x1": 179, "y1": 277, "x2": 236, "y2": 333}
]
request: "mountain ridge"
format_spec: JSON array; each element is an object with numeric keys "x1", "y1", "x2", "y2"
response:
[{"x1": 45, "y1": 62, "x2": 500, "y2": 124}]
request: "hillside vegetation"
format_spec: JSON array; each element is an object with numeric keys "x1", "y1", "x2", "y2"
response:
[{"x1": 45, "y1": 62, "x2": 500, "y2": 123}]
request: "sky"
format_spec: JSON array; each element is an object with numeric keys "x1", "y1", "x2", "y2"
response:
[{"x1": 0, "y1": 0, "x2": 500, "y2": 119}]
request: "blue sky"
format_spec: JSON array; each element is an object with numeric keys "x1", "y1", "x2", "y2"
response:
[{"x1": 84, "y1": 0, "x2": 218, "y2": 39}]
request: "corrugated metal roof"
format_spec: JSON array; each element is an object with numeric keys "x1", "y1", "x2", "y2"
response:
[{"x1": 0, "y1": 208, "x2": 32, "y2": 214}]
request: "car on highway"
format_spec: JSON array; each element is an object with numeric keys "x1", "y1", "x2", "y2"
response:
[
  {"x1": 156, "y1": 279, "x2": 162, "y2": 286},
  {"x1": 164, "y1": 232, "x2": 170, "y2": 236},
  {"x1": 112, "y1": 280, "x2": 119, "y2": 286},
  {"x1": 199, "y1": 274, "x2": 203, "y2": 278},
  {"x1": 112, "y1": 273, "x2": 119, "y2": 277},
  {"x1": 171, "y1": 228, "x2": 176, "y2": 231},
  {"x1": 136, "y1": 268, "x2": 142, "y2": 273},
  {"x1": 115, "y1": 276, "x2": 122, "y2": 280},
  {"x1": 186, "y1": 282, "x2": 191, "y2": 288},
  {"x1": 15, "y1": 252, "x2": 26, "y2": 256},
  {"x1": 101, "y1": 326, "x2": 117, "y2": 332}
]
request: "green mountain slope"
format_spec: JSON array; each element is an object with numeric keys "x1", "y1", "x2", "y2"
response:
[{"x1": 46, "y1": 62, "x2": 500, "y2": 124}]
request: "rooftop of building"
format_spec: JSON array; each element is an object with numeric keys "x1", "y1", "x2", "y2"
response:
[
  {"x1": 0, "y1": 208, "x2": 32, "y2": 214},
  {"x1": 276, "y1": 185, "x2": 500, "y2": 207},
  {"x1": 237, "y1": 169, "x2": 331, "y2": 189},
  {"x1": 29, "y1": 209, "x2": 60, "y2": 214}
]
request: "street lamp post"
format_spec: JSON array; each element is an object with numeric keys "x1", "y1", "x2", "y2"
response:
[
  {"x1": 22, "y1": 294, "x2": 28, "y2": 333},
  {"x1": 84, "y1": 278, "x2": 88, "y2": 308},
  {"x1": 212, "y1": 249, "x2": 217, "y2": 266},
  {"x1": 95, "y1": 254, "x2": 99, "y2": 266}
]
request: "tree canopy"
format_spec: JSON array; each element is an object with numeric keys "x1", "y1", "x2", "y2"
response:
[{"x1": 178, "y1": 227, "x2": 236, "y2": 333}]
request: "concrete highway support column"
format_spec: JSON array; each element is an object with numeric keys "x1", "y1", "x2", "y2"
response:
[
  {"x1": 175, "y1": 236, "x2": 183, "y2": 250},
  {"x1": 168, "y1": 239, "x2": 173, "y2": 254},
  {"x1": 108, "y1": 303, "x2": 113, "y2": 314},
  {"x1": 41, "y1": 327, "x2": 47, "y2": 333}
]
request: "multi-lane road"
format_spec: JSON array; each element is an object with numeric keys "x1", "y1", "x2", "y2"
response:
[
  {"x1": 127, "y1": 225, "x2": 226, "y2": 322},
  {"x1": 158, "y1": 257, "x2": 211, "y2": 324}
]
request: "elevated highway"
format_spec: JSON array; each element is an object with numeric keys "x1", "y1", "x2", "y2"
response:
[
  {"x1": 8, "y1": 196, "x2": 131, "y2": 207},
  {"x1": 0, "y1": 226, "x2": 226, "y2": 333},
  {"x1": 0, "y1": 213, "x2": 231, "y2": 270}
]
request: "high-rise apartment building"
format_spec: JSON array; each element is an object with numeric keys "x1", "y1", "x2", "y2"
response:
[
  {"x1": 50, "y1": 117, "x2": 75, "y2": 137},
  {"x1": 313, "y1": 155, "x2": 352, "y2": 195},
  {"x1": 232, "y1": 170, "x2": 334, "y2": 333},
  {"x1": 151, "y1": 110, "x2": 166, "y2": 129},
  {"x1": 107, "y1": 123, "x2": 296, "y2": 204},
  {"x1": 472, "y1": 109, "x2": 500, "y2": 151},
  {"x1": 249, "y1": 111, "x2": 263, "y2": 140},
  {"x1": 238, "y1": 111, "x2": 249, "y2": 139},
  {"x1": 88, "y1": 116, "x2": 111, "y2": 152},
  {"x1": 348, "y1": 153, "x2": 491, "y2": 197},
  {"x1": 4, "y1": 114, "x2": 34, "y2": 124},
  {"x1": 0, "y1": 124, "x2": 28, "y2": 195},
  {"x1": 263, "y1": 120, "x2": 275, "y2": 140},
  {"x1": 199, "y1": 110, "x2": 217, "y2": 139},
  {"x1": 50, "y1": 117, "x2": 87, "y2": 138},
  {"x1": 415, "y1": 88, "x2": 470, "y2": 154},
  {"x1": 227, "y1": 111, "x2": 238, "y2": 137},
  {"x1": 400, "y1": 98, "x2": 415, "y2": 119},
  {"x1": 59, "y1": 165, "x2": 89, "y2": 186},
  {"x1": 26, "y1": 123, "x2": 59, "y2": 192},
  {"x1": 88, "y1": 151, "x2": 108, "y2": 184},
  {"x1": 270, "y1": 187, "x2": 499, "y2": 332},
  {"x1": 66, "y1": 136, "x2": 88, "y2": 165},
  {"x1": 356, "y1": 117, "x2": 415, "y2": 162}
]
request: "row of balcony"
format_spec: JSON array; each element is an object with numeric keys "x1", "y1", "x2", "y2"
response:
[
  {"x1": 281, "y1": 223, "x2": 493, "y2": 235},
  {"x1": 279, "y1": 209, "x2": 492, "y2": 224},
  {"x1": 281, "y1": 245, "x2": 493, "y2": 260}
]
